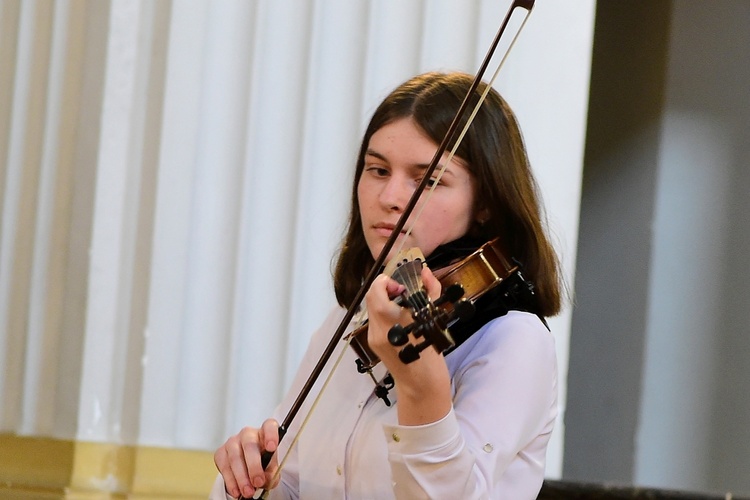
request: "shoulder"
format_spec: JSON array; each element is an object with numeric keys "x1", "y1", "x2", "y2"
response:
[
  {"x1": 481, "y1": 311, "x2": 555, "y2": 353},
  {"x1": 289, "y1": 305, "x2": 349, "y2": 375},
  {"x1": 447, "y1": 311, "x2": 557, "y2": 379},
  {"x1": 306, "y1": 305, "x2": 349, "y2": 345},
  {"x1": 447, "y1": 311, "x2": 558, "y2": 447}
]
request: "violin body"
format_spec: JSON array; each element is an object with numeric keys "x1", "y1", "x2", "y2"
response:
[{"x1": 348, "y1": 238, "x2": 517, "y2": 373}]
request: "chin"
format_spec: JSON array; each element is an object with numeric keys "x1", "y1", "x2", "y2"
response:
[
  {"x1": 368, "y1": 246, "x2": 388, "y2": 261},
  {"x1": 367, "y1": 244, "x2": 397, "y2": 263}
]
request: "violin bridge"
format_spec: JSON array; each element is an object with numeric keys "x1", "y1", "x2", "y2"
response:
[{"x1": 383, "y1": 247, "x2": 426, "y2": 277}]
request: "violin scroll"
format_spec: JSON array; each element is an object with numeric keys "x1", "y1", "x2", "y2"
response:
[
  {"x1": 385, "y1": 282, "x2": 467, "y2": 347},
  {"x1": 388, "y1": 283, "x2": 476, "y2": 364}
]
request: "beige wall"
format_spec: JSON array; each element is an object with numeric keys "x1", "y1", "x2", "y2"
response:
[{"x1": 565, "y1": 1, "x2": 750, "y2": 496}]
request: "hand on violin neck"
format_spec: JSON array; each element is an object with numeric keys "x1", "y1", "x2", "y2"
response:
[
  {"x1": 365, "y1": 267, "x2": 452, "y2": 426},
  {"x1": 365, "y1": 265, "x2": 442, "y2": 341},
  {"x1": 419, "y1": 264, "x2": 442, "y2": 300},
  {"x1": 385, "y1": 279, "x2": 406, "y2": 300}
]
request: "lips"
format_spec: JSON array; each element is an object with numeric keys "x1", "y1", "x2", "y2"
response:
[{"x1": 373, "y1": 222, "x2": 404, "y2": 238}]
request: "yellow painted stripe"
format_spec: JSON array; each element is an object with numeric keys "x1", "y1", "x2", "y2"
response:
[{"x1": 0, "y1": 434, "x2": 216, "y2": 499}]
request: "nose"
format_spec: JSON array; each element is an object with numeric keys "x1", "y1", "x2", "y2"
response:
[{"x1": 379, "y1": 176, "x2": 412, "y2": 212}]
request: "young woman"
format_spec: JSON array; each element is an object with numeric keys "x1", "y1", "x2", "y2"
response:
[{"x1": 211, "y1": 72, "x2": 563, "y2": 499}]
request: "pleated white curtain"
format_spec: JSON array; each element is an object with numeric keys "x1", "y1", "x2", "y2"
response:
[{"x1": 0, "y1": 0, "x2": 595, "y2": 477}]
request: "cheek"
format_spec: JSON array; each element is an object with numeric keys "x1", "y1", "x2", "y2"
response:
[
  {"x1": 447, "y1": 210, "x2": 472, "y2": 236},
  {"x1": 356, "y1": 179, "x2": 363, "y2": 199},
  {"x1": 439, "y1": 198, "x2": 474, "y2": 238},
  {"x1": 356, "y1": 182, "x2": 368, "y2": 212},
  {"x1": 422, "y1": 204, "x2": 470, "y2": 241}
]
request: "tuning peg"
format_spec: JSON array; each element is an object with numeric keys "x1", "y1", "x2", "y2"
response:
[
  {"x1": 398, "y1": 342, "x2": 424, "y2": 364},
  {"x1": 388, "y1": 323, "x2": 412, "y2": 346},
  {"x1": 452, "y1": 299, "x2": 475, "y2": 321},
  {"x1": 433, "y1": 283, "x2": 465, "y2": 307}
]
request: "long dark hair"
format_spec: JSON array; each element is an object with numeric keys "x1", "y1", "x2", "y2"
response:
[{"x1": 333, "y1": 72, "x2": 562, "y2": 317}]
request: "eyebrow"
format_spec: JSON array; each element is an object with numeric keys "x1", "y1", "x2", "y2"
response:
[
  {"x1": 364, "y1": 148, "x2": 454, "y2": 176},
  {"x1": 364, "y1": 149, "x2": 389, "y2": 163}
]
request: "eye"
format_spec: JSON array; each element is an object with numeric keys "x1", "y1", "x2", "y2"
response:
[
  {"x1": 365, "y1": 164, "x2": 390, "y2": 177},
  {"x1": 419, "y1": 175, "x2": 441, "y2": 188}
]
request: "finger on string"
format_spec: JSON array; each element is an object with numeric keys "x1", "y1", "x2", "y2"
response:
[
  {"x1": 421, "y1": 265, "x2": 442, "y2": 302},
  {"x1": 411, "y1": 257, "x2": 428, "y2": 309},
  {"x1": 384, "y1": 276, "x2": 406, "y2": 300}
]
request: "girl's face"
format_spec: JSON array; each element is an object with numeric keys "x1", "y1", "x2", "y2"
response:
[{"x1": 358, "y1": 117, "x2": 477, "y2": 262}]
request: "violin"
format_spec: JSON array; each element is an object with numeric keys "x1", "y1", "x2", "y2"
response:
[{"x1": 348, "y1": 238, "x2": 518, "y2": 374}]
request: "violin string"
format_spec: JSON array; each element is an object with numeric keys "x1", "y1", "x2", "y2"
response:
[
  {"x1": 411, "y1": 261, "x2": 429, "y2": 309},
  {"x1": 399, "y1": 260, "x2": 427, "y2": 311},
  {"x1": 405, "y1": 262, "x2": 423, "y2": 308}
]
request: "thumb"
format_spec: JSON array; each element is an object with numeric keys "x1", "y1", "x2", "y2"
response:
[{"x1": 421, "y1": 265, "x2": 442, "y2": 302}]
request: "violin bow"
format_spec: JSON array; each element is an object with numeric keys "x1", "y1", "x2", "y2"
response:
[{"x1": 248, "y1": 1, "x2": 535, "y2": 497}]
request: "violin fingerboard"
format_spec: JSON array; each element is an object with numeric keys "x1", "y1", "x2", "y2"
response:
[
  {"x1": 392, "y1": 261, "x2": 424, "y2": 293},
  {"x1": 385, "y1": 247, "x2": 426, "y2": 298}
]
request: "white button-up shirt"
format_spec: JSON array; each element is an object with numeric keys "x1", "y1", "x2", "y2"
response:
[{"x1": 211, "y1": 307, "x2": 557, "y2": 499}]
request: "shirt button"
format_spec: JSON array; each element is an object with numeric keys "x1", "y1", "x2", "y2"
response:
[
  {"x1": 483, "y1": 443, "x2": 494, "y2": 453},
  {"x1": 392, "y1": 432, "x2": 400, "y2": 442},
  {"x1": 336, "y1": 465, "x2": 343, "y2": 475}
]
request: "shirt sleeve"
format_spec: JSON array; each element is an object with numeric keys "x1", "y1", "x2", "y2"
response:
[{"x1": 382, "y1": 311, "x2": 558, "y2": 499}]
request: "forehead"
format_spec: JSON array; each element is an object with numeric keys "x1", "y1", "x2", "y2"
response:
[
  {"x1": 369, "y1": 117, "x2": 432, "y2": 146},
  {"x1": 367, "y1": 117, "x2": 469, "y2": 171},
  {"x1": 366, "y1": 118, "x2": 442, "y2": 166}
]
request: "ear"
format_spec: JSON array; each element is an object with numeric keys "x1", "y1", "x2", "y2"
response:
[{"x1": 475, "y1": 207, "x2": 490, "y2": 225}]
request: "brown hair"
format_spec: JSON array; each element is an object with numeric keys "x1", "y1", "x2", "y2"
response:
[{"x1": 333, "y1": 72, "x2": 562, "y2": 317}]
